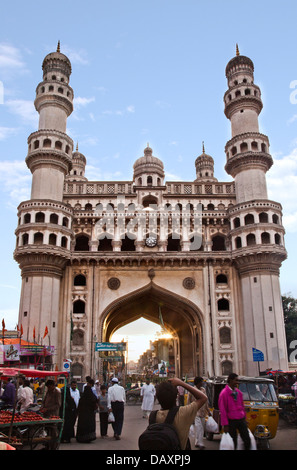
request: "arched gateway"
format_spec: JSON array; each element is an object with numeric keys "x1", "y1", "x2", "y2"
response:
[{"x1": 100, "y1": 282, "x2": 204, "y2": 378}]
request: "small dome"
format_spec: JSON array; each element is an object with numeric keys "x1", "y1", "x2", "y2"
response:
[
  {"x1": 195, "y1": 143, "x2": 217, "y2": 182},
  {"x1": 133, "y1": 144, "x2": 164, "y2": 178}
]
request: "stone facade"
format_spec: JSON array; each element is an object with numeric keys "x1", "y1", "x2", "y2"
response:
[{"x1": 14, "y1": 44, "x2": 288, "y2": 379}]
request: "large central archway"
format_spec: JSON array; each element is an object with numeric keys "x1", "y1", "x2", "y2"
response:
[{"x1": 100, "y1": 283, "x2": 205, "y2": 378}]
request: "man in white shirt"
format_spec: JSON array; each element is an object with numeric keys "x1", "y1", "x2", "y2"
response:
[
  {"x1": 69, "y1": 380, "x2": 80, "y2": 408},
  {"x1": 107, "y1": 378, "x2": 126, "y2": 440},
  {"x1": 18, "y1": 379, "x2": 33, "y2": 413}
]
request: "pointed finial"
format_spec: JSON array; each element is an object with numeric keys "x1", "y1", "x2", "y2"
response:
[
  {"x1": 57, "y1": 41, "x2": 61, "y2": 53},
  {"x1": 202, "y1": 141, "x2": 205, "y2": 153},
  {"x1": 76, "y1": 142, "x2": 79, "y2": 152},
  {"x1": 236, "y1": 43, "x2": 240, "y2": 56},
  {"x1": 147, "y1": 142, "x2": 150, "y2": 148}
]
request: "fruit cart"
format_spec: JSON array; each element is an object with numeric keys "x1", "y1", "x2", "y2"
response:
[{"x1": 0, "y1": 367, "x2": 68, "y2": 450}]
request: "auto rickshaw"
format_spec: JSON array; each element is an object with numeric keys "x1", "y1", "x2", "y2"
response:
[{"x1": 204, "y1": 376, "x2": 279, "y2": 450}]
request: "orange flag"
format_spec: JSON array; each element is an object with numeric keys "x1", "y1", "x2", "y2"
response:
[{"x1": 43, "y1": 326, "x2": 48, "y2": 339}]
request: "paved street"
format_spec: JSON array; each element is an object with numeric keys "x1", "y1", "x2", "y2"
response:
[{"x1": 59, "y1": 403, "x2": 297, "y2": 451}]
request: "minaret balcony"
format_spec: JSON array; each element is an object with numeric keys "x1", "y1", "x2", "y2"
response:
[
  {"x1": 224, "y1": 93, "x2": 263, "y2": 119},
  {"x1": 225, "y1": 132, "x2": 270, "y2": 160},
  {"x1": 34, "y1": 82, "x2": 73, "y2": 116}
]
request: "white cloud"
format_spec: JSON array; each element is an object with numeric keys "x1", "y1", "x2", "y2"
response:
[
  {"x1": 0, "y1": 127, "x2": 19, "y2": 140},
  {"x1": 126, "y1": 105, "x2": 135, "y2": 113},
  {"x1": 73, "y1": 96, "x2": 95, "y2": 109},
  {"x1": 5, "y1": 99, "x2": 38, "y2": 127},
  {"x1": 267, "y1": 149, "x2": 297, "y2": 233},
  {"x1": 0, "y1": 43, "x2": 28, "y2": 77},
  {"x1": 0, "y1": 160, "x2": 31, "y2": 207}
]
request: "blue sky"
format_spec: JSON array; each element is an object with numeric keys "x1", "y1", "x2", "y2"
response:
[{"x1": 1, "y1": 0, "x2": 297, "y2": 333}]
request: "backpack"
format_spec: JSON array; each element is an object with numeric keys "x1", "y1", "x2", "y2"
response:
[{"x1": 138, "y1": 406, "x2": 181, "y2": 450}]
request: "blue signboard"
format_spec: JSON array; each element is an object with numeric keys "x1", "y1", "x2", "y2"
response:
[
  {"x1": 95, "y1": 342, "x2": 126, "y2": 351},
  {"x1": 252, "y1": 348, "x2": 264, "y2": 362}
]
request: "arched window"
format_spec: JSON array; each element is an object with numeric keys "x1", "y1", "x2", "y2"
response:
[
  {"x1": 240, "y1": 142, "x2": 248, "y2": 152},
  {"x1": 147, "y1": 176, "x2": 153, "y2": 186},
  {"x1": 22, "y1": 233, "x2": 29, "y2": 245},
  {"x1": 218, "y1": 298, "x2": 229, "y2": 311},
  {"x1": 35, "y1": 212, "x2": 45, "y2": 223},
  {"x1": 34, "y1": 232, "x2": 43, "y2": 244},
  {"x1": 121, "y1": 235, "x2": 136, "y2": 251},
  {"x1": 55, "y1": 141, "x2": 62, "y2": 150},
  {"x1": 167, "y1": 235, "x2": 181, "y2": 252},
  {"x1": 216, "y1": 274, "x2": 228, "y2": 284},
  {"x1": 244, "y1": 214, "x2": 254, "y2": 225},
  {"x1": 24, "y1": 213, "x2": 31, "y2": 224},
  {"x1": 259, "y1": 212, "x2": 268, "y2": 223},
  {"x1": 235, "y1": 236, "x2": 242, "y2": 248},
  {"x1": 62, "y1": 217, "x2": 69, "y2": 227},
  {"x1": 75, "y1": 235, "x2": 89, "y2": 251},
  {"x1": 233, "y1": 217, "x2": 240, "y2": 228},
  {"x1": 61, "y1": 236, "x2": 68, "y2": 248},
  {"x1": 49, "y1": 233, "x2": 57, "y2": 245},
  {"x1": 142, "y1": 195, "x2": 158, "y2": 208},
  {"x1": 85, "y1": 203, "x2": 92, "y2": 211},
  {"x1": 272, "y1": 214, "x2": 279, "y2": 224},
  {"x1": 74, "y1": 274, "x2": 87, "y2": 286},
  {"x1": 246, "y1": 233, "x2": 256, "y2": 246},
  {"x1": 212, "y1": 235, "x2": 226, "y2": 251},
  {"x1": 50, "y1": 213, "x2": 59, "y2": 224},
  {"x1": 261, "y1": 232, "x2": 270, "y2": 244},
  {"x1": 73, "y1": 299, "x2": 85, "y2": 314},
  {"x1": 98, "y1": 237, "x2": 113, "y2": 251},
  {"x1": 275, "y1": 233, "x2": 281, "y2": 245},
  {"x1": 43, "y1": 138, "x2": 51, "y2": 148},
  {"x1": 71, "y1": 362, "x2": 83, "y2": 379},
  {"x1": 207, "y1": 203, "x2": 215, "y2": 211},
  {"x1": 220, "y1": 327, "x2": 231, "y2": 344}
]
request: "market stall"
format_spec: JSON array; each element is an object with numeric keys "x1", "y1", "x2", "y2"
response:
[{"x1": 0, "y1": 368, "x2": 68, "y2": 450}]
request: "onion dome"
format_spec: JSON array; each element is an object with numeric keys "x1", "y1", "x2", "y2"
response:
[
  {"x1": 42, "y1": 41, "x2": 72, "y2": 80},
  {"x1": 195, "y1": 142, "x2": 217, "y2": 181},
  {"x1": 133, "y1": 144, "x2": 165, "y2": 181}
]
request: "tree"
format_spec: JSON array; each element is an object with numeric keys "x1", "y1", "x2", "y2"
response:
[{"x1": 282, "y1": 294, "x2": 297, "y2": 361}]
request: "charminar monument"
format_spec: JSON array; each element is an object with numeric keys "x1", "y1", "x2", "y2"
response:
[{"x1": 14, "y1": 43, "x2": 288, "y2": 379}]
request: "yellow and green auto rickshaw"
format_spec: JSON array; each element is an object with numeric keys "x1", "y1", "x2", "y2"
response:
[{"x1": 204, "y1": 376, "x2": 279, "y2": 450}]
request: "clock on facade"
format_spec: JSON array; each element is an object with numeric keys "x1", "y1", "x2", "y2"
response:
[{"x1": 146, "y1": 236, "x2": 157, "y2": 247}]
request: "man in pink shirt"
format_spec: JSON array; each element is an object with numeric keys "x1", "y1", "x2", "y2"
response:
[{"x1": 218, "y1": 373, "x2": 250, "y2": 450}]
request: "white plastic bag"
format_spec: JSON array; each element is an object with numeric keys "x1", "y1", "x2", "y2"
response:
[
  {"x1": 237, "y1": 429, "x2": 257, "y2": 450},
  {"x1": 108, "y1": 411, "x2": 115, "y2": 423},
  {"x1": 188, "y1": 424, "x2": 195, "y2": 439},
  {"x1": 248, "y1": 429, "x2": 257, "y2": 450},
  {"x1": 205, "y1": 416, "x2": 219, "y2": 434},
  {"x1": 220, "y1": 432, "x2": 235, "y2": 450}
]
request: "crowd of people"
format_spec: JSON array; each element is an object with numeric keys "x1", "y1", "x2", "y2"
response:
[{"x1": 2, "y1": 371, "x2": 289, "y2": 450}]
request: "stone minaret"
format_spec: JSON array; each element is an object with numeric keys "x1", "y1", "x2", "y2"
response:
[
  {"x1": 14, "y1": 43, "x2": 74, "y2": 355},
  {"x1": 224, "y1": 46, "x2": 288, "y2": 374}
]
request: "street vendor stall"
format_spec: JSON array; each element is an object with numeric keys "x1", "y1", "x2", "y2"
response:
[{"x1": 0, "y1": 367, "x2": 68, "y2": 450}]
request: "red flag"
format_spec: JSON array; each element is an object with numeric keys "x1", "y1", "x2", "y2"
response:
[
  {"x1": 21, "y1": 324, "x2": 23, "y2": 337},
  {"x1": 43, "y1": 326, "x2": 48, "y2": 339},
  {"x1": 2, "y1": 319, "x2": 6, "y2": 338},
  {"x1": 33, "y1": 326, "x2": 36, "y2": 341}
]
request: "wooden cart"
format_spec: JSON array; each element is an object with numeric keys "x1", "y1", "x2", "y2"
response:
[{"x1": 0, "y1": 367, "x2": 68, "y2": 450}]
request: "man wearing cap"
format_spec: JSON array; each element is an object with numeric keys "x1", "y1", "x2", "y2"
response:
[{"x1": 107, "y1": 378, "x2": 126, "y2": 440}]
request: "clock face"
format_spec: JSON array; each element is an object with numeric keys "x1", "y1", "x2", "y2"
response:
[{"x1": 146, "y1": 236, "x2": 157, "y2": 247}]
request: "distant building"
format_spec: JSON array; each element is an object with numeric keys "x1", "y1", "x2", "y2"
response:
[{"x1": 14, "y1": 44, "x2": 288, "y2": 380}]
